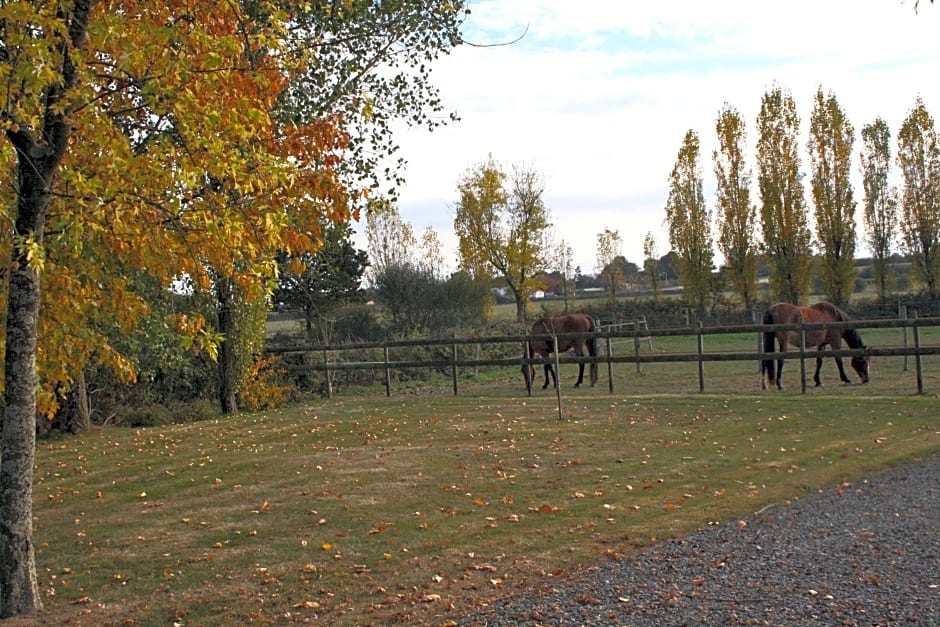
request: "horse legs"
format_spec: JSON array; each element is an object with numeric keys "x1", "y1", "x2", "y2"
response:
[
  {"x1": 572, "y1": 344, "x2": 586, "y2": 387},
  {"x1": 573, "y1": 363, "x2": 585, "y2": 387},
  {"x1": 774, "y1": 338, "x2": 786, "y2": 389},
  {"x1": 542, "y1": 363, "x2": 556, "y2": 389},
  {"x1": 822, "y1": 340, "x2": 852, "y2": 385},
  {"x1": 833, "y1": 356, "x2": 851, "y2": 384}
]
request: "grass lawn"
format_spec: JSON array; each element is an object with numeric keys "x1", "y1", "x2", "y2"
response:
[{"x1": 21, "y1": 383, "x2": 940, "y2": 626}]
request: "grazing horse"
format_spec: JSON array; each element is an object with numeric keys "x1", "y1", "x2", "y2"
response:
[
  {"x1": 523, "y1": 313, "x2": 599, "y2": 389},
  {"x1": 762, "y1": 301, "x2": 870, "y2": 390}
]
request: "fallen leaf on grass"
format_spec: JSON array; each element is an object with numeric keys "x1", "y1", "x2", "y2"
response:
[{"x1": 293, "y1": 601, "x2": 320, "y2": 609}]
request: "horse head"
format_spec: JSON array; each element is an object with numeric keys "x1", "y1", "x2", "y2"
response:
[
  {"x1": 851, "y1": 353, "x2": 870, "y2": 383},
  {"x1": 843, "y1": 328, "x2": 870, "y2": 383}
]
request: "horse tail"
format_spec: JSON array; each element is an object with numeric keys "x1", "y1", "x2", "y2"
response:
[
  {"x1": 762, "y1": 307, "x2": 776, "y2": 385},
  {"x1": 587, "y1": 315, "x2": 599, "y2": 385}
]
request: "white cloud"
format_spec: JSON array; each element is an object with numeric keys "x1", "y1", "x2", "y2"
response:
[{"x1": 368, "y1": 0, "x2": 940, "y2": 274}]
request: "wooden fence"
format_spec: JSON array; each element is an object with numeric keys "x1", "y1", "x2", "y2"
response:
[{"x1": 266, "y1": 316, "x2": 940, "y2": 400}]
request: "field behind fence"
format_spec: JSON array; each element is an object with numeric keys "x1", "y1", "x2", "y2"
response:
[{"x1": 267, "y1": 317, "x2": 940, "y2": 401}]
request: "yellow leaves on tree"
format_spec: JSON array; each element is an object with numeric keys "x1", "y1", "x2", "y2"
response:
[{"x1": 0, "y1": 0, "x2": 354, "y2": 415}]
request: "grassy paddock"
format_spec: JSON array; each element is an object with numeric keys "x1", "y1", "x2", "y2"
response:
[{"x1": 22, "y1": 390, "x2": 940, "y2": 626}]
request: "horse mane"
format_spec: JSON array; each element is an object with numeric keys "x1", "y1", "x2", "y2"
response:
[{"x1": 811, "y1": 301, "x2": 849, "y2": 320}]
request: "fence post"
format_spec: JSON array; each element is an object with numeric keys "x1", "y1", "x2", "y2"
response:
[
  {"x1": 697, "y1": 321, "x2": 705, "y2": 392},
  {"x1": 451, "y1": 339, "x2": 459, "y2": 396},
  {"x1": 552, "y1": 335, "x2": 564, "y2": 420},
  {"x1": 324, "y1": 348, "x2": 333, "y2": 399},
  {"x1": 606, "y1": 335, "x2": 614, "y2": 393},
  {"x1": 799, "y1": 315, "x2": 807, "y2": 394},
  {"x1": 755, "y1": 308, "x2": 763, "y2": 375},
  {"x1": 384, "y1": 345, "x2": 391, "y2": 397},
  {"x1": 634, "y1": 322, "x2": 643, "y2": 374},
  {"x1": 913, "y1": 312, "x2": 923, "y2": 394},
  {"x1": 900, "y1": 304, "x2": 909, "y2": 372}
]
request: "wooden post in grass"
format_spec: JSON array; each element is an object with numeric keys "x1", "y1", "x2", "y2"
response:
[
  {"x1": 324, "y1": 348, "x2": 333, "y2": 399},
  {"x1": 606, "y1": 335, "x2": 614, "y2": 393},
  {"x1": 900, "y1": 303, "x2": 909, "y2": 372},
  {"x1": 799, "y1": 315, "x2": 807, "y2": 394},
  {"x1": 451, "y1": 339, "x2": 458, "y2": 396},
  {"x1": 552, "y1": 334, "x2": 564, "y2": 420},
  {"x1": 384, "y1": 346, "x2": 391, "y2": 397},
  {"x1": 913, "y1": 312, "x2": 923, "y2": 394},
  {"x1": 634, "y1": 322, "x2": 643, "y2": 374},
  {"x1": 697, "y1": 322, "x2": 705, "y2": 392}
]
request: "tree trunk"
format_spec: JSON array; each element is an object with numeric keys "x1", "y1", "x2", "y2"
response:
[
  {"x1": 67, "y1": 370, "x2": 91, "y2": 433},
  {"x1": 216, "y1": 280, "x2": 239, "y2": 415},
  {"x1": 1, "y1": 154, "x2": 53, "y2": 618},
  {"x1": 1, "y1": 264, "x2": 44, "y2": 618},
  {"x1": 1, "y1": 1, "x2": 91, "y2": 616},
  {"x1": 304, "y1": 306, "x2": 315, "y2": 343}
]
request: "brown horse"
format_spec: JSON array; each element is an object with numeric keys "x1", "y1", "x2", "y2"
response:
[
  {"x1": 523, "y1": 313, "x2": 599, "y2": 389},
  {"x1": 762, "y1": 301, "x2": 870, "y2": 390}
]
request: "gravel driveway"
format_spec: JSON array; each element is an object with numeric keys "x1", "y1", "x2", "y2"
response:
[{"x1": 459, "y1": 453, "x2": 940, "y2": 626}]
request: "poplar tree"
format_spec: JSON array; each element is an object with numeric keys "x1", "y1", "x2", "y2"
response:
[
  {"x1": 756, "y1": 85, "x2": 813, "y2": 304},
  {"x1": 596, "y1": 228, "x2": 625, "y2": 301},
  {"x1": 713, "y1": 104, "x2": 759, "y2": 310},
  {"x1": 860, "y1": 118, "x2": 900, "y2": 301},
  {"x1": 643, "y1": 232, "x2": 661, "y2": 300},
  {"x1": 665, "y1": 130, "x2": 714, "y2": 314},
  {"x1": 555, "y1": 240, "x2": 575, "y2": 311},
  {"x1": 808, "y1": 87, "x2": 857, "y2": 307},
  {"x1": 897, "y1": 98, "x2": 940, "y2": 295}
]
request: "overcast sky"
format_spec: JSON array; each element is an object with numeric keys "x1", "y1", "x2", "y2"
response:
[{"x1": 364, "y1": 0, "x2": 940, "y2": 276}]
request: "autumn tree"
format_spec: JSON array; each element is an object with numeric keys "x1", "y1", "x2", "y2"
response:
[
  {"x1": 0, "y1": 0, "x2": 466, "y2": 616},
  {"x1": 597, "y1": 228, "x2": 625, "y2": 301},
  {"x1": 713, "y1": 104, "x2": 759, "y2": 310},
  {"x1": 643, "y1": 232, "x2": 661, "y2": 300},
  {"x1": 808, "y1": 87, "x2": 857, "y2": 307},
  {"x1": 665, "y1": 129, "x2": 714, "y2": 314},
  {"x1": 756, "y1": 85, "x2": 813, "y2": 304},
  {"x1": 897, "y1": 98, "x2": 940, "y2": 295},
  {"x1": 453, "y1": 159, "x2": 552, "y2": 322},
  {"x1": 418, "y1": 227, "x2": 448, "y2": 280},
  {"x1": 206, "y1": 1, "x2": 467, "y2": 413},
  {"x1": 860, "y1": 118, "x2": 900, "y2": 300}
]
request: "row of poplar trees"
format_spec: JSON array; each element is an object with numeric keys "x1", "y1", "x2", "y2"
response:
[{"x1": 665, "y1": 83, "x2": 939, "y2": 313}]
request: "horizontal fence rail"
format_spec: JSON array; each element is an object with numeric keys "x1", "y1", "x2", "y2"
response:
[{"x1": 266, "y1": 316, "x2": 940, "y2": 399}]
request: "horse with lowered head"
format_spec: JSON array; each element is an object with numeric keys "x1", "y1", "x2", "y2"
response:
[
  {"x1": 523, "y1": 313, "x2": 599, "y2": 389},
  {"x1": 762, "y1": 301, "x2": 870, "y2": 390}
]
